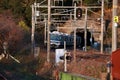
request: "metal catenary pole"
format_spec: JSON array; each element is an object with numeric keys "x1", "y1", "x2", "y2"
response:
[
  {"x1": 74, "y1": 3, "x2": 77, "y2": 62},
  {"x1": 84, "y1": 8, "x2": 87, "y2": 52},
  {"x1": 44, "y1": 18, "x2": 47, "y2": 45},
  {"x1": 80, "y1": 0, "x2": 82, "y2": 6},
  {"x1": 112, "y1": 0, "x2": 118, "y2": 52},
  {"x1": 47, "y1": 0, "x2": 51, "y2": 62},
  {"x1": 31, "y1": 4, "x2": 35, "y2": 54},
  {"x1": 101, "y1": 0, "x2": 104, "y2": 54}
]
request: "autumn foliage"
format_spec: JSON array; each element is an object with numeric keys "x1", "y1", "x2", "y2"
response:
[{"x1": 0, "y1": 10, "x2": 30, "y2": 54}]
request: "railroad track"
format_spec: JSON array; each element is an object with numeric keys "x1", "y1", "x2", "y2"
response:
[{"x1": 77, "y1": 54, "x2": 110, "y2": 59}]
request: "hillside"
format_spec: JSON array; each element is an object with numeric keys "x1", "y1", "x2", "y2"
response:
[{"x1": 0, "y1": 10, "x2": 52, "y2": 80}]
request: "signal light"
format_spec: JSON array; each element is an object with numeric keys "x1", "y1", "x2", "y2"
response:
[
  {"x1": 76, "y1": 8, "x2": 82, "y2": 19},
  {"x1": 59, "y1": 56, "x2": 72, "y2": 60},
  {"x1": 59, "y1": 52, "x2": 72, "y2": 61},
  {"x1": 59, "y1": 56, "x2": 64, "y2": 60}
]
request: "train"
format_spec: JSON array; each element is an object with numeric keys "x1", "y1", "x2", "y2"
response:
[{"x1": 50, "y1": 31, "x2": 94, "y2": 48}]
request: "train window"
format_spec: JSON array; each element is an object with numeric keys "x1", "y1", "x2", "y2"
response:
[
  {"x1": 70, "y1": 38, "x2": 71, "y2": 42},
  {"x1": 59, "y1": 35, "x2": 61, "y2": 40},
  {"x1": 61, "y1": 35, "x2": 64, "y2": 41},
  {"x1": 66, "y1": 36, "x2": 69, "y2": 41},
  {"x1": 68, "y1": 37, "x2": 70, "y2": 42},
  {"x1": 64, "y1": 36, "x2": 67, "y2": 41},
  {"x1": 50, "y1": 34, "x2": 59, "y2": 40},
  {"x1": 63, "y1": 36, "x2": 66, "y2": 41},
  {"x1": 70, "y1": 36, "x2": 72, "y2": 42}
]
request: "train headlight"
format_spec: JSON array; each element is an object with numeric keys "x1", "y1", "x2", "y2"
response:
[
  {"x1": 56, "y1": 41, "x2": 60, "y2": 46},
  {"x1": 50, "y1": 40, "x2": 60, "y2": 48}
]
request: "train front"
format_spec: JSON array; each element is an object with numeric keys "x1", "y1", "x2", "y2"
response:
[{"x1": 50, "y1": 31, "x2": 61, "y2": 48}]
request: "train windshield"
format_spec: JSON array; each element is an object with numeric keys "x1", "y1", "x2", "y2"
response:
[{"x1": 50, "y1": 34, "x2": 61, "y2": 40}]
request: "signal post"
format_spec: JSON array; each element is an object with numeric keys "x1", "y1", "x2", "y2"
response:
[{"x1": 112, "y1": 0, "x2": 118, "y2": 52}]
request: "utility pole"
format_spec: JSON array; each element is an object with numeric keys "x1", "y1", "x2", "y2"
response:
[
  {"x1": 47, "y1": 0, "x2": 51, "y2": 62},
  {"x1": 112, "y1": 0, "x2": 118, "y2": 52},
  {"x1": 74, "y1": 3, "x2": 77, "y2": 62},
  {"x1": 101, "y1": 0, "x2": 104, "y2": 54}
]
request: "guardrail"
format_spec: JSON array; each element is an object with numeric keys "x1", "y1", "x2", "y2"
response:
[{"x1": 59, "y1": 72, "x2": 100, "y2": 80}]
